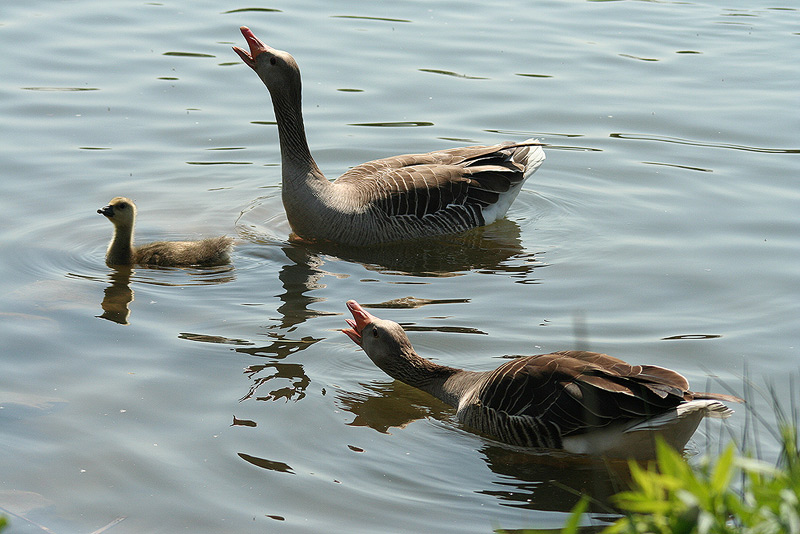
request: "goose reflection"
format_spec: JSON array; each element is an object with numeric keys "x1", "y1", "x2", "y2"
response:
[
  {"x1": 336, "y1": 381, "x2": 632, "y2": 515},
  {"x1": 236, "y1": 331, "x2": 319, "y2": 403},
  {"x1": 296, "y1": 217, "x2": 541, "y2": 279},
  {"x1": 476, "y1": 443, "x2": 631, "y2": 514},
  {"x1": 271, "y1": 217, "x2": 543, "y2": 330}
]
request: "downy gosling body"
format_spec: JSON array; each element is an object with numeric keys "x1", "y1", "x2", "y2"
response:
[{"x1": 98, "y1": 197, "x2": 233, "y2": 267}]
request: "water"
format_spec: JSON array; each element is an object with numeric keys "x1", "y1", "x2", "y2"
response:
[{"x1": 1, "y1": 0, "x2": 799, "y2": 532}]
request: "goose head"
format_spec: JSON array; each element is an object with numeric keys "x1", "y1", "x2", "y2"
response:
[
  {"x1": 98, "y1": 196, "x2": 136, "y2": 228},
  {"x1": 342, "y1": 300, "x2": 418, "y2": 370},
  {"x1": 233, "y1": 26, "x2": 302, "y2": 99}
]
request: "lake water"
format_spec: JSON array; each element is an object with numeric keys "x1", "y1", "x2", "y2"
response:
[{"x1": 1, "y1": 0, "x2": 798, "y2": 532}]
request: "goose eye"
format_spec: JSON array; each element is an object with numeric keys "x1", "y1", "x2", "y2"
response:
[
  {"x1": 372, "y1": 328, "x2": 379, "y2": 338},
  {"x1": 117, "y1": 203, "x2": 126, "y2": 210},
  {"x1": 270, "y1": 57, "x2": 277, "y2": 66}
]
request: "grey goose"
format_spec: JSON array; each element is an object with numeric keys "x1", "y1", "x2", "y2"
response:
[
  {"x1": 233, "y1": 27, "x2": 545, "y2": 246},
  {"x1": 342, "y1": 300, "x2": 741, "y2": 459}
]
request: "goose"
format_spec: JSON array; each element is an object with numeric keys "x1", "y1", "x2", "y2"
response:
[
  {"x1": 341, "y1": 300, "x2": 742, "y2": 459},
  {"x1": 233, "y1": 26, "x2": 545, "y2": 246},
  {"x1": 98, "y1": 197, "x2": 233, "y2": 267}
]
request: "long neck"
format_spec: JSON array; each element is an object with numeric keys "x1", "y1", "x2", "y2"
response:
[
  {"x1": 106, "y1": 224, "x2": 134, "y2": 265},
  {"x1": 270, "y1": 86, "x2": 324, "y2": 186},
  {"x1": 384, "y1": 349, "x2": 477, "y2": 408}
]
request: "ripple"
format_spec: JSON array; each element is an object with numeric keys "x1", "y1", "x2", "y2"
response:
[
  {"x1": 22, "y1": 86, "x2": 99, "y2": 91},
  {"x1": 643, "y1": 161, "x2": 713, "y2": 173},
  {"x1": 619, "y1": 53, "x2": 659, "y2": 62},
  {"x1": 348, "y1": 121, "x2": 434, "y2": 128},
  {"x1": 362, "y1": 297, "x2": 470, "y2": 309},
  {"x1": 222, "y1": 7, "x2": 282, "y2": 13},
  {"x1": 661, "y1": 334, "x2": 722, "y2": 340},
  {"x1": 331, "y1": 15, "x2": 412, "y2": 23},
  {"x1": 418, "y1": 68, "x2": 488, "y2": 80},
  {"x1": 611, "y1": 132, "x2": 800, "y2": 154},
  {"x1": 162, "y1": 51, "x2": 215, "y2": 58}
]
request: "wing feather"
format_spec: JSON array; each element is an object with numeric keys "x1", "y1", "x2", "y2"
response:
[
  {"x1": 470, "y1": 351, "x2": 697, "y2": 446},
  {"x1": 335, "y1": 142, "x2": 541, "y2": 225}
]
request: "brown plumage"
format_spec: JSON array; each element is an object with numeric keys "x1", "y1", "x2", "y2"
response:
[
  {"x1": 97, "y1": 197, "x2": 233, "y2": 267},
  {"x1": 233, "y1": 26, "x2": 545, "y2": 246},
  {"x1": 341, "y1": 300, "x2": 742, "y2": 459}
]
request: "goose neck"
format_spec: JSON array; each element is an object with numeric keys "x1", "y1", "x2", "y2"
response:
[
  {"x1": 270, "y1": 91, "x2": 323, "y2": 184},
  {"x1": 386, "y1": 351, "x2": 466, "y2": 407}
]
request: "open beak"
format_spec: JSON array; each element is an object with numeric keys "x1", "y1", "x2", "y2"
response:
[
  {"x1": 341, "y1": 300, "x2": 376, "y2": 347},
  {"x1": 232, "y1": 26, "x2": 271, "y2": 70},
  {"x1": 97, "y1": 204, "x2": 114, "y2": 218}
]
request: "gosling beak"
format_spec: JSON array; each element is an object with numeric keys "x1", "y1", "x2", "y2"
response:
[
  {"x1": 232, "y1": 26, "x2": 272, "y2": 70},
  {"x1": 341, "y1": 300, "x2": 376, "y2": 347},
  {"x1": 98, "y1": 204, "x2": 114, "y2": 218}
]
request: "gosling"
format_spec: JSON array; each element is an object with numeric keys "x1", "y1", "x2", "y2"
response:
[{"x1": 98, "y1": 197, "x2": 233, "y2": 267}]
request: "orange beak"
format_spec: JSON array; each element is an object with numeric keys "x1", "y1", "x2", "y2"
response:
[
  {"x1": 341, "y1": 300, "x2": 376, "y2": 347},
  {"x1": 232, "y1": 26, "x2": 272, "y2": 70}
]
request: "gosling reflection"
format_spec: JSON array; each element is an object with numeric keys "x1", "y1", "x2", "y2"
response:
[
  {"x1": 95, "y1": 264, "x2": 236, "y2": 325},
  {"x1": 98, "y1": 266, "x2": 133, "y2": 325}
]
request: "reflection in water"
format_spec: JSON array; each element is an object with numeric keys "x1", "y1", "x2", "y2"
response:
[
  {"x1": 336, "y1": 380, "x2": 632, "y2": 516},
  {"x1": 363, "y1": 296, "x2": 470, "y2": 309},
  {"x1": 271, "y1": 219, "x2": 545, "y2": 329},
  {"x1": 98, "y1": 266, "x2": 133, "y2": 325},
  {"x1": 237, "y1": 453, "x2": 294, "y2": 474},
  {"x1": 179, "y1": 333, "x2": 252, "y2": 345},
  {"x1": 73, "y1": 264, "x2": 236, "y2": 325},
  {"x1": 337, "y1": 381, "x2": 452, "y2": 433},
  {"x1": 232, "y1": 416, "x2": 257, "y2": 427},
  {"x1": 276, "y1": 246, "x2": 340, "y2": 329},
  {"x1": 236, "y1": 333, "x2": 322, "y2": 361},
  {"x1": 240, "y1": 361, "x2": 311, "y2": 403},
  {"x1": 266, "y1": 218, "x2": 545, "y2": 330},
  {"x1": 302, "y1": 218, "x2": 542, "y2": 279},
  {"x1": 478, "y1": 444, "x2": 631, "y2": 514},
  {"x1": 233, "y1": 334, "x2": 320, "y2": 403}
]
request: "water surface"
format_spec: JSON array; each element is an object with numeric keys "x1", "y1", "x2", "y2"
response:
[{"x1": 1, "y1": 1, "x2": 799, "y2": 532}]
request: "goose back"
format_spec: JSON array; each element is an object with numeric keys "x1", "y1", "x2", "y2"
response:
[
  {"x1": 315, "y1": 141, "x2": 545, "y2": 245},
  {"x1": 455, "y1": 351, "x2": 712, "y2": 450}
]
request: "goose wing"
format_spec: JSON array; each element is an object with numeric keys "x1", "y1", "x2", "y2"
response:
[
  {"x1": 466, "y1": 351, "x2": 693, "y2": 448},
  {"x1": 334, "y1": 141, "x2": 544, "y2": 225}
]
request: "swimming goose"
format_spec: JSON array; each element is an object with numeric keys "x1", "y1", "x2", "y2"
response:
[
  {"x1": 233, "y1": 27, "x2": 545, "y2": 246},
  {"x1": 342, "y1": 300, "x2": 742, "y2": 458},
  {"x1": 98, "y1": 197, "x2": 233, "y2": 267}
]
